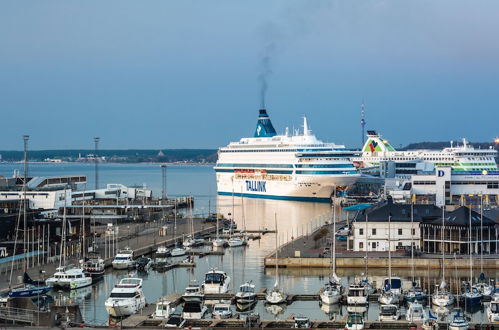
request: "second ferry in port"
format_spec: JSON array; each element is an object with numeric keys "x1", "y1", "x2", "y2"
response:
[{"x1": 214, "y1": 109, "x2": 360, "y2": 202}]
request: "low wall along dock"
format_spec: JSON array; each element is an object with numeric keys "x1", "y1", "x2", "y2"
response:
[{"x1": 264, "y1": 256, "x2": 499, "y2": 269}]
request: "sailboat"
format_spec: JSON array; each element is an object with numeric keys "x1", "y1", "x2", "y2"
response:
[
  {"x1": 461, "y1": 206, "x2": 483, "y2": 307},
  {"x1": 8, "y1": 151, "x2": 52, "y2": 298},
  {"x1": 432, "y1": 206, "x2": 454, "y2": 307},
  {"x1": 405, "y1": 203, "x2": 427, "y2": 304},
  {"x1": 473, "y1": 196, "x2": 493, "y2": 297},
  {"x1": 228, "y1": 192, "x2": 247, "y2": 247},
  {"x1": 171, "y1": 203, "x2": 186, "y2": 257},
  {"x1": 46, "y1": 194, "x2": 92, "y2": 290},
  {"x1": 265, "y1": 214, "x2": 287, "y2": 304},
  {"x1": 183, "y1": 204, "x2": 204, "y2": 247},
  {"x1": 379, "y1": 213, "x2": 401, "y2": 305},
  {"x1": 212, "y1": 209, "x2": 227, "y2": 247},
  {"x1": 320, "y1": 195, "x2": 342, "y2": 305}
]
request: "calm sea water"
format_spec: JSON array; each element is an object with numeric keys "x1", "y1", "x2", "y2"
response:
[{"x1": 0, "y1": 163, "x2": 496, "y2": 325}]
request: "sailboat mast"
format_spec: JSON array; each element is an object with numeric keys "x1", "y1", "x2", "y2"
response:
[
  {"x1": 441, "y1": 205, "x2": 445, "y2": 284},
  {"x1": 411, "y1": 203, "x2": 414, "y2": 283},
  {"x1": 365, "y1": 214, "x2": 368, "y2": 277},
  {"x1": 22, "y1": 135, "x2": 28, "y2": 271},
  {"x1": 332, "y1": 190, "x2": 336, "y2": 277},
  {"x1": 274, "y1": 213, "x2": 279, "y2": 288},
  {"x1": 480, "y1": 195, "x2": 483, "y2": 274},
  {"x1": 388, "y1": 214, "x2": 392, "y2": 285},
  {"x1": 469, "y1": 205, "x2": 472, "y2": 284}
]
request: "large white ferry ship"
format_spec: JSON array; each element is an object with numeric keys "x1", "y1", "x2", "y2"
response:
[
  {"x1": 353, "y1": 130, "x2": 498, "y2": 174},
  {"x1": 214, "y1": 109, "x2": 360, "y2": 202}
]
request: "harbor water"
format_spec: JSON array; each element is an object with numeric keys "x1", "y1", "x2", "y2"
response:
[{"x1": 1, "y1": 163, "x2": 497, "y2": 325}]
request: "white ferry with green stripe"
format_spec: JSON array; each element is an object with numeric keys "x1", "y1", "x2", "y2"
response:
[
  {"x1": 354, "y1": 131, "x2": 498, "y2": 175},
  {"x1": 215, "y1": 109, "x2": 360, "y2": 202}
]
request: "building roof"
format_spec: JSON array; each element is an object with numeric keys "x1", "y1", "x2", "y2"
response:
[
  {"x1": 428, "y1": 206, "x2": 495, "y2": 227},
  {"x1": 354, "y1": 199, "x2": 442, "y2": 223}
]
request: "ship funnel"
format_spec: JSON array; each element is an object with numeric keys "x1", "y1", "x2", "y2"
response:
[{"x1": 254, "y1": 109, "x2": 277, "y2": 138}]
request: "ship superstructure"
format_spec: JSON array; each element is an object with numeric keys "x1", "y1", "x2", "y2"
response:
[
  {"x1": 214, "y1": 109, "x2": 360, "y2": 202},
  {"x1": 354, "y1": 131, "x2": 498, "y2": 174}
]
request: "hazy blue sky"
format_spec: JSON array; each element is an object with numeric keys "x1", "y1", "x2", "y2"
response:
[{"x1": 1, "y1": 0, "x2": 498, "y2": 150}]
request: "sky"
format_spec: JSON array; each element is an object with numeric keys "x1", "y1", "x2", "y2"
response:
[{"x1": 1, "y1": 0, "x2": 498, "y2": 150}]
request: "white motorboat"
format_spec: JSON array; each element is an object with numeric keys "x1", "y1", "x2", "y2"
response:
[
  {"x1": 449, "y1": 311, "x2": 469, "y2": 330},
  {"x1": 346, "y1": 284, "x2": 368, "y2": 305},
  {"x1": 155, "y1": 246, "x2": 171, "y2": 258},
  {"x1": 378, "y1": 304, "x2": 400, "y2": 321},
  {"x1": 112, "y1": 248, "x2": 135, "y2": 270},
  {"x1": 406, "y1": 301, "x2": 425, "y2": 322},
  {"x1": 487, "y1": 297, "x2": 499, "y2": 322},
  {"x1": 152, "y1": 299, "x2": 175, "y2": 319},
  {"x1": 203, "y1": 269, "x2": 231, "y2": 294},
  {"x1": 80, "y1": 254, "x2": 105, "y2": 282},
  {"x1": 212, "y1": 303, "x2": 232, "y2": 319},
  {"x1": 182, "y1": 301, "x2": 207, "y2": 320},
  {"x1": 105, "y1": 278, "x2": 146, "y2": 317},
  {"x1": 182, "y1": 281, "x2": 204, "y2": 302},
  {"x1": 293, "y1": 315, "x2": 311, "y2": 328},
  {"x1": 165, "y1": 313, "x2": 186, "y2": 328},
  {"x1": 136, "y1": 257, "x2": 153, "y2": 272},
  {"x1": 45, "y1": 266, "x2": 92, "y2": 290},
  {"x1": 345, "y1": 313, "x2": 365, "y2": 330},
  {"x1": 235, "y1": 281, "x2": 256, "y2": 306}
]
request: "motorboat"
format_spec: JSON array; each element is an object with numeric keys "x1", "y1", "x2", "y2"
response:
[
  {"x1": 228, "y1": 236, "x2": 246, "y2": 247},
  {"x1": 383, "y1": 277, "x2": 402, "y2": 296},
  {"x1": 449, "y1": 311, "x2": 469, "y2": 330},
  {"x1": 80, "y1": 253, "x2": 105, "y2": 281},
  {"x1": 105, "y1": 278, "x2": 146, "y2": 317},
  {"x1": 487, "y1": 297, "x2": 499, "y2": 322},
  {"x1": 165, "y1": 313, "x2": 186, "y2": 328},
  {"x1": 235, "y1": 281, "x2": 256, "y2": 306},
  {"x1": 293, "y1": 315, "x2": 311, "y2": 328},
  {"x1": 378, "y1": 304, "x2": 400, "y2": 321},
  {"x1": 344, "y1": 313, "x2": 364, "y2": 330},
  {"x1": 155, "y1": 246, "x2": 171, "y2": 258},
  {"x1": 346, "y1": 284, "x2": 368, "y2": 305},
  {"x1": 212, "y1": 303, "x2": 232, "y2": 319},
  {"x1": 182, "y1": 300, "x2": 207, "y2": 320},
  {"x1": 136, "y1": 257, "x2": 153, "y2": 272},
  {"x1": 406, "y1": 301, "x2": 425, "y2": 322},
  {"x1": 182, "y1": 281, "x2": 204, "y2": 302},
  {"x1": 152, "y1": 299, "x2": 175, "y2": 319},
  {"x1": 45, "y1": 266, "x2": 92, "y2": 290},
  {"x1": 112, "y1": 248, "x2": 135, "y2": 270},
  {"x1": 202, "y1": 269, "x2": 231, "y2": 294}
]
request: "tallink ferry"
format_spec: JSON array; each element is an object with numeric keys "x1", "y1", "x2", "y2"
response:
[{"x1": 214, "y1": 109, "x2": 360, "y2": 202}]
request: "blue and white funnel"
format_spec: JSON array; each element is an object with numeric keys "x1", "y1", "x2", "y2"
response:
[{"x1": 254, "y1": 109, "x2": 277, "y2": 138}]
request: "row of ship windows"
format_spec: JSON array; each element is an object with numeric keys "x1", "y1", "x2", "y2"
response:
[
  {"x1": 216, "y1": 163, "x2": 354, "y2": 169},
  {"x1": 215, "y1": 169, "x2": 357, "y2": 175},
  {"x1": 220, "y1": 148, "x2": 340, "y2": 153}
]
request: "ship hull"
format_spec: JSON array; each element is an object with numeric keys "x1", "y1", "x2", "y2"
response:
[{"x1": 216, "y1": 172, "x2": 359, "y2": 203}]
